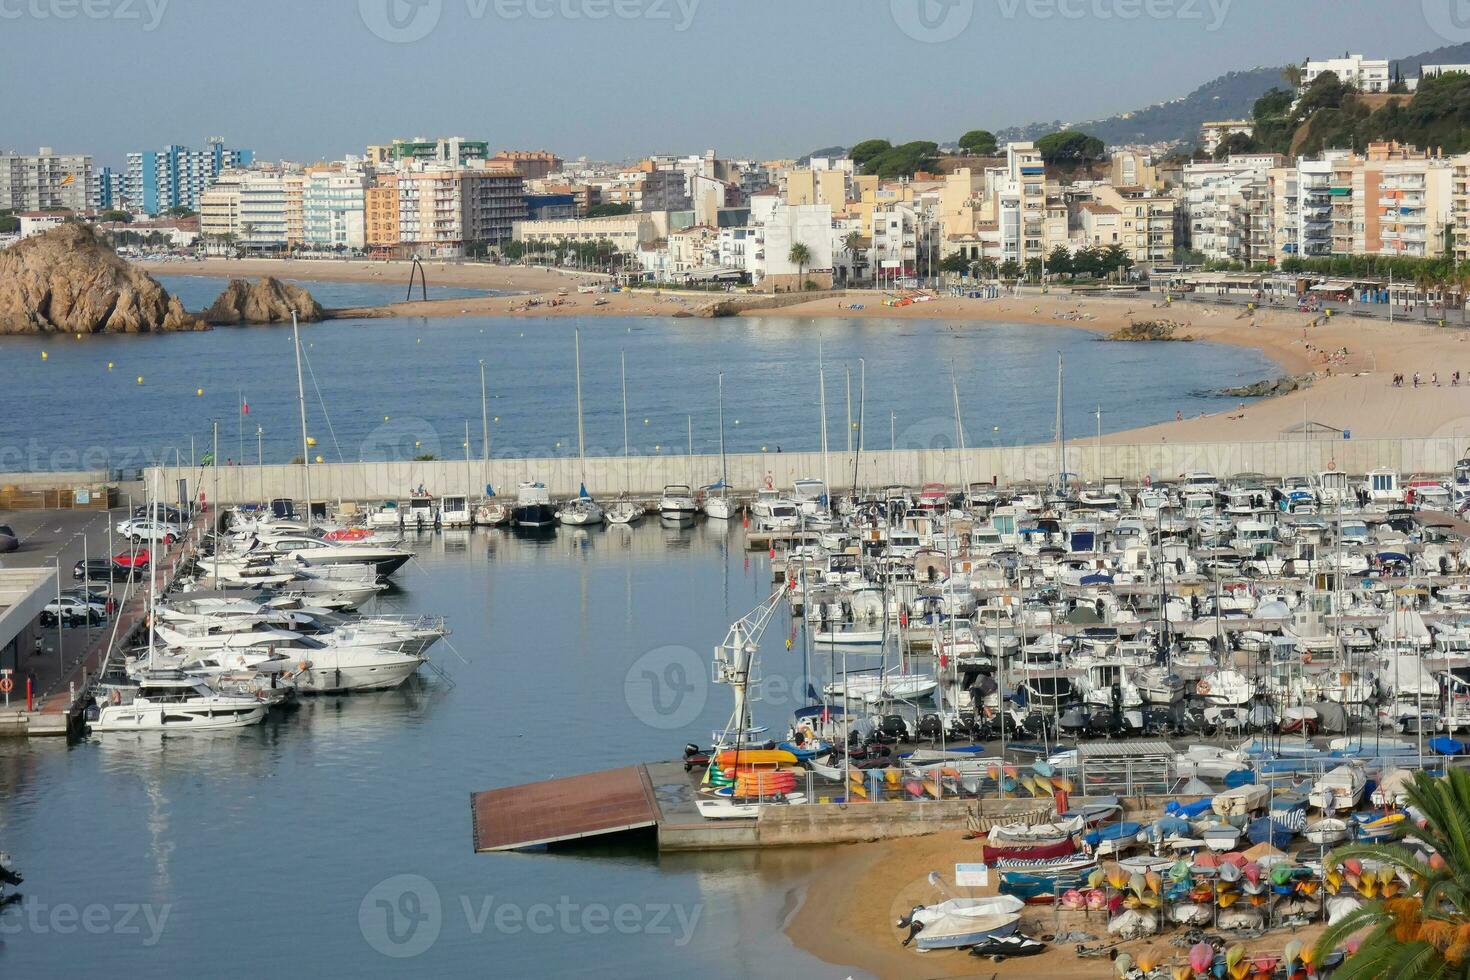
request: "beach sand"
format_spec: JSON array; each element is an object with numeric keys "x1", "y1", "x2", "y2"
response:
[
  {"x1": 136, "y1": 257, "x2": 1470, "y2": 444},
  {"x1": 786, "y1": 831, "x2": 1330, "y2": 979}
]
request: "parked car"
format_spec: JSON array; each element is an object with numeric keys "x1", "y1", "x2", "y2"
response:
[
  {"x1": 39, "y1": 595, "x2": 107, "y2": 626},
  {"x1": 115, "y1": 519, "x2": 182, "y2": 545},
  {"x1": 132, "y1": 503, "x2": 190, "y2": 524},
  {"x1": 113, "y1": 547, "x2": 151, "y2": 569},
  {"x1": 73, "y1": 558, "x2": 137, "y2": 582},
  {"x1": 0, "y1": 524, "x2": 17, "y2": 553}
]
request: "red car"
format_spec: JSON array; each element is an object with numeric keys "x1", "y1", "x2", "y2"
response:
[{"x1": 113, "y1": 548, "x2": 151, "y2": 569}]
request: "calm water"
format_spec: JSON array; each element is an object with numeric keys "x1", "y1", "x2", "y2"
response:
[
  {"x1": 155, "y1": 274, "x2": 496, "y2": 313},
  {"x1": 1, "y1": 303, "x2": 1279, "y2": 473},
  {"x1": 0, "y1": 524, "x2": 862, "y2": 978}
]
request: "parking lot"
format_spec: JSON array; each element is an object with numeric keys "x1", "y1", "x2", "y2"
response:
[{"x1": 0, "y1": 507, "x2": 134, "y2": 703}]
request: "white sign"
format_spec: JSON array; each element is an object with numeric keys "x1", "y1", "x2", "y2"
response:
[{"x1": 954, "y1": 863, "x2": 989, "y2": 887}]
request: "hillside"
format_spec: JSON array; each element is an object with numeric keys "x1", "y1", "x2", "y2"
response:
[{"x1": 995, "y1": 67, "x2": 1285, "y2": 148}]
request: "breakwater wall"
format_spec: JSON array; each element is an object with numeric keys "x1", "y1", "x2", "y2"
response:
[{"x1": 147, "y1": 435, "x2": 1468, "y2": 505}]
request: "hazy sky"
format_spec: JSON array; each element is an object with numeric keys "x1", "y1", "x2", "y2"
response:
[{"x1": 1, "y1": 0, "x2": 1458, "y2": 165}]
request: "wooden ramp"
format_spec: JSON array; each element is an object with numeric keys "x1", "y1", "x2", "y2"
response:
[{"x1": 471, "y1": 766, "x2": 660, "y2": 852}]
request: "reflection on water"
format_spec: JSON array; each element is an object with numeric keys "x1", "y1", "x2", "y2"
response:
[{"x1": 0, "y1": 522, "x2": 860, "y2": 978}]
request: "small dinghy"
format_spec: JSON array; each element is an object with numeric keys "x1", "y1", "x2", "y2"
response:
[
  {"x1": 1083, "y1": 821, "x2": 1143, "y2": 856},
  {"x1": 1309, "y1": 764, "x2": 1366, "y2": 812},
  {"x1": 1213, "y1": 784, "x2": 1269, "y2": 817},
  {"x1": 1201, "y1": 824, "x2": 1244, "y2": 851},
  {"x1": 898, "y1": 895, "x2": 1024, "y2": 931},
  {"x1": 1305, "y1": 817, "x2": 1350, "y2": 846},
  {"x1": 1061, "y1": 796, "x2": 1121, "y2": 825}
]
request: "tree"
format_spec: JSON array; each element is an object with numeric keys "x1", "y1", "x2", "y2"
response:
[
  {"x1": 862, "y1": 141, "x2": 939, "y2": 178},
  {"x1": 1280, "y1": 63, "x2": 1304, "y2": 90},
  {"x1": 101, "y1": 210, "x2": 132, "y2": 224},
  {"x1": 938, "y1": 253, "x2": 972, "y2": 275},
  {"x1": 1315, "y1": 770, "x2": 1470, "y2": 977},
  {"x1": 958, "y1": 130, "x2": 997, "y2": 156},
  {"x1": 1024, "y1": 257, "x2": 1044, "y2": 282},
  {"x1": 166, "y1": 205, "x2": 195, "y2": 218},
  {"x1": 1046, "y1": 245, "x2": 1072, "y2": 277},
  {"x1": 788, "y1": 242, "x2": 812, "y2": 284},
  {"x1": 1036, "y1": 130, "x2": 1105, "y2": 168},
  {"x1": 848, "y1": 139, "x2": 893, "y2": 169},
  {"x1": 587, "y1": 203, "x2": 633, "y2": 218},
  {"x1": 1213, "y1": 131, "x2": 1258, "y2": 159},
  {"x1": 999, "y1": 259, "x2": 1021, "y2": 280}
]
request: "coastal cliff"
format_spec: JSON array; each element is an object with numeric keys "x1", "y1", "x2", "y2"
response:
[
  {"x1": 203, "y1": 277, "x2": 324, "y2": 324},
  {"x1": 0, "y1": 223, "x2": 203, "y2": 334}
]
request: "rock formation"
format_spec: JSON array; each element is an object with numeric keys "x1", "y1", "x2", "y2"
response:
[
  {"x1": 0, "y1": 223, "x2": 204, "y2": 334},
  {"x1": 202, "y1": 277, "x2": 324, "y2": 324},
  {"x1": 1105, "y1": 320, "x2": 1195, "y2": 342}
]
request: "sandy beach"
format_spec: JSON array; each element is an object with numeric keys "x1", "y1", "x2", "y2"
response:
[{"x1": 136, "y1": 257, "x2": 1470, "y2": 446}]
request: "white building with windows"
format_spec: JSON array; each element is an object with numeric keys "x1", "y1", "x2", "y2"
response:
[
  {"x1": 1182, "y1": 154, "x2": 1280, "y2": 262},
  {"x1": 303, "y1": 170, "x2": 368, "y2": 251},
  {"x1": 1302, "y1": 55, "x2": 1391, "y2": 93}
]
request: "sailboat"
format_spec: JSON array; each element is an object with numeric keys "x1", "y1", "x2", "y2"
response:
[
  {"x1": 558, "y1": 329, "x2": 604, "y2": 526},
  {"x1": 704, "y1": 372, "x2": 735, "y2": 520},
  {"x1": 607, "y1": 350, "x2": 643, "y2": 526}
]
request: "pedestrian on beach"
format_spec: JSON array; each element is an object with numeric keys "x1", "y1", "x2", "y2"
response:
[
  {"x1": 1175, "y1": 410, "x2": 1183, "y2": 422},
  {"x1": 1414, "y1": 372, "x2": 1421, "y2": 388}
]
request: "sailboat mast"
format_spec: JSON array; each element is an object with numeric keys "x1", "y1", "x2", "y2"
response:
[
  {"x1": 852, "y1": 357, "x2": 866, "y2": 493},
  {"x1": 575, "y1": 330, "x2": 588, "y2": 482},
  {"x1": 620, "y1": 350, "x2": 630, "y2": 496},
  {"x1": 291, "y1": 310, "x2": 312, "y2": 526},
  {"x1": 818, "y1": 340, "x2": 830, "y2": 506},
  {"x1": 480, "y1": 360, "x2": 490, "y2": 462},
  {"x1": 1055, "y1": 353, "x2": 1065, "y2": 490},
  {"x1": 464, "y1": 420, "x2": 472, "y2": 499},
  {"x1": 950, "y1": 367, "x2": 965, "y2": 491},
  {"x1": 717, "y1": 372, "x2": 727, "y2": 497}
]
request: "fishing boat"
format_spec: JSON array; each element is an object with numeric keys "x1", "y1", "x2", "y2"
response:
[{"x1": 511, "y1": 482, "x2": 557, "y2": 528}]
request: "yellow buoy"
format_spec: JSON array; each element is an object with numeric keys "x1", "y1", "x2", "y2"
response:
[
  {"x1": 137, "y1": 376, "x2": 144, "y2": 385},
  {"x1": 74, "y1": 333, "x2": 81, "y2": 340},
  {"x1": 41, "y1": 351, "x2": 48, "y2": 360},
  {"x1": 414, "y1": 441, "x2": 421, "y2": 448},
  {"x1": 493, "y1": 416, "x2": 499, "y2": 423},
  {"x1": 306, "y1": 437, "x2": 317, "y2": 447},
  {"x1": 383, "y1": 415, "x2": 390, "y2": 421},
  {"x1": 314, "y1": 455, "x2": 323, "y2": 464},
  {"x1": 196, "y1": 388, "x2": 204, "y2": 396},
  {"x1": 107, "y1": 362, "x2": 113, "y2": 370}
]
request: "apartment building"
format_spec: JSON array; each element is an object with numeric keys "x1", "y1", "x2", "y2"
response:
[
  {"x1": 124, "y1": 139, "x2": 252, "y2": 215},
  {"x1": 488, "y1": 150, "x2": 563, "y2": 179},
  {"x1": 303, "y1": 169, "x2": 369, "y2": 251},
  {"x1": 1329, "y1": 143, "x2": 1453, "y2": 259},
  {"x1": 512, "y1": 214, "x2": 657, "y2": 252},
  {"x1": 640, "y1": 169, "x2": 690, "y2": 212},
  {"x1": 785, "y1": 168, "x2": 849, "y2": 211},
  {"x1": 0, "y1": 148, "x2": 93, "y2": 212},
  {"x1": 400, "y1": 169, "x2": 525, "y2": 256},
  {"x1": 1199, "y1": 121, "x2": 1254, "y2": 155},
  {"x1": 1110, "y1": 151, "x2": 1162, "y2": 193},
  {"x1": 388, "y1": 137, "x2": 489, "y2": 168},
  {"x1": 990, "y1": 143, "x2": 1069, "y2": 265},
  {"x1": 1181, "y1": 154, "x2": 1280, "y2": 262},
  {"x1": 1091, "y1": 184, "x2": 1175, "y2": 265},
  {"x1": 1076, "y1": 202, "x2": 1122, "y2": 248},
  {"x1": 283, "y1": 173, "x2": 306, "y2": 246},
  {"x1": 198, "y1": 172, "x2": 243, "y2": 251},
  {"x1": 237, "y1": 171, "x2": 291, "y2": 251},
  {"x1": 365, "y1": 175, "x2": 401, "y2": 250},
  {"x1": 1302, "y1": 54, "x2": 1391, "y2": 92}
]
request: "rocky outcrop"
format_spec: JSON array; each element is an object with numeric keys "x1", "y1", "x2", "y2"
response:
[
  {"x1": 203, "y1": 277, "x2": 324, "y2": 324},
  {"x1": 0, "y1": 223, "x2": 204, "y2": 333},
  {"x1": 1105, "y1": 320, "x2": 1194, "y2": 342},
  {"x1": 1218, "y1": 374, "x2": 1314, "y2": 398}
]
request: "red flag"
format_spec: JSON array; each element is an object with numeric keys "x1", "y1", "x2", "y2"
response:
[{"x1": 242, "y1": 401, "x2": 249, "y2": 414}]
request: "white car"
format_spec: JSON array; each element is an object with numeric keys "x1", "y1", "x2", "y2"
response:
[
  {"x1": 42, "y1": 595, "x2": 108, "y2": 624},
  {"x1": 115, "y1": 518, "x2": 183, "y2": 544}
]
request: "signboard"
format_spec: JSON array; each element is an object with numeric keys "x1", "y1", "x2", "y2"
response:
[
  {"x1": 954, "y1": 863, "x2": 989, "y2": 887},
  {"x1": 74, "y1": 489, "x2": 90, "y2": 505}
]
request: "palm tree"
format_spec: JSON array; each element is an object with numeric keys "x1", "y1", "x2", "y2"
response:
[
  {"x1": 789, "y1": 242, "x2": 812, "y2": 289},
  {"x1": 1314, "y1": 770, "x2": 1470, "y2": 976},
  {"x1": 843, "y1": 231, "x2": 864, "y2": 285}
]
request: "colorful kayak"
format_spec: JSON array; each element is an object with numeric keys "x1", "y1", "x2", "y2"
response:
[{"x1": 715, "y1": 749, "x2": 796, "y2": 768}]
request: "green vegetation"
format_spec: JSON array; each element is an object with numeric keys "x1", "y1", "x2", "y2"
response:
[
  {"x1": 586, "y1": 202, "x2": 633, "y2": 218},
  {"x1": 1035, "y1": 130, "x2": 1105, "y2": 168},
  {"x1": 847, "y1": 139, "x2": 939, "y2": 178},
  {"x1": 100, "y1": 210, "x2": 132, "y2": 223},
  {"x1": 412, "y1": 454, "x2": 438, "y2": 462},
  {"x1": 1239, "y1": 69, "x2": 1470, "y2": 157},
  {"x1": 1315, "y1": 770, "x2": 1470, "y2": 977},
  {"x1": 788, "y1": 242, "x2": 811, "y2": 282},
  {"x1": 0, "y1": 210, "x2": 17, "y2": 234},
  {"x1": 957, "y1": 129, "x2": 997, "y2": 155},
  {"x1": 165, "y1": 205, "x2": 196, "y2": 218}
]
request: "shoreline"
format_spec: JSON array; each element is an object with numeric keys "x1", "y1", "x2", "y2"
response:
[{"x1": 132, "y1": 257, "x2": 1470, "y2": 446}]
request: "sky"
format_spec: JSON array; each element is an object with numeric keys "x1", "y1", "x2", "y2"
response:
[{"x1": 1, "y1": 0, "x2": 1461, "y2": 166}]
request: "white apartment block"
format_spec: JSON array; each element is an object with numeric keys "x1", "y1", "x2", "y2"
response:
[
  {"x1": 1302, "y1": 55, "x2": 1391, "y2": 93},
  {"x1": 757, "y1": 203, "x2": 834, "y2": 285},
  {"x1": 303, "y1": 170, "x2": 368, "y2": 251},
  {"x1": 238, "y1": 172, "x2": 291, "y2": 250},
  {"x1": 512, "y1": 214, "x2": 657, "y2": 252},
  {"x1": 1182, "y1": 154, "x2": 1279, "y2": 262}
]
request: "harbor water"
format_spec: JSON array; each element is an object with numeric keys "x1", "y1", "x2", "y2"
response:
[
  {"x1": 0, "y1": 522, "x2": 861, "y2": 978},
  {"x1": 1, "y1": 300, "x2": 1279, "y2": 474}
]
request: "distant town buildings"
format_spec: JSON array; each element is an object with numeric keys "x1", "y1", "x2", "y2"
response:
[
  {"x1": 125, "y1": 139, "x2": 253, "y2": 215},
  {"x1": 0, "y1": 148, "x2": 94, "y2": 213}
]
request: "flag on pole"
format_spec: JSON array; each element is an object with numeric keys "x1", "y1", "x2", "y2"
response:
[{"x1": 241, "y1": 398, "x2": 249, "y2": 415}]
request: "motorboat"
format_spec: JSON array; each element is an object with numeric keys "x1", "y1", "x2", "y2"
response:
[
  {"x1": 1212, "y1": 783, "x2": 1269, "y2": 817},
  {"x1": 1304, "y1": 817, "x2": 1350, "y2": 846},
  {"x1": 1309, "y1": 764, "x2": 1366, "y2": 813},
  {"x1": 474, "y1": 500, "x2": 510, "y2": 527},
  {"x1": 658, "y1": 484, "x2": 698, "y2": 521},
  {"x1": 91, "y1": 671, "x2": 267, "y2": 732},
  {"x1": 1196, "y1": 669, "x2": 1256, "y2": 707},
  {"x1": 913, "y1": 911, "x2": 1021, "y2": 952},
  {"x1": 511, "y1": 482, "x2": 557, "y2": 528},
  {"x1": 240, "y1": 531, "x2": 413, "y2": 579}
]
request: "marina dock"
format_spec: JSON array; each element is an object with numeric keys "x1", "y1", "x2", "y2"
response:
[{"x1": 471, "y1": 761, "x2": 1053, "y2": 853}]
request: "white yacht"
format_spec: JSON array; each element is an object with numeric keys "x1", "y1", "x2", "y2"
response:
[
  {"x1": 606, "y1": 500, "x2": 643, "y2": 525},
  {"x1": 557, "y1": 495, "x2": 605, "y2": 526},
  {"x1": 439, "y1": 495, "x2": 473, "y2": 528},
  {"x1": 92, "y1": 672, "x2": 267, "y2": 732},
  {"x1": 658, "y1": 484, "x2": 698, "y2": 520}
]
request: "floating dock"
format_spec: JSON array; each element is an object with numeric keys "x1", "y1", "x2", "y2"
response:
[{"x1": 471, "y1": 761, "x2": 1053, "y2": 853}]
